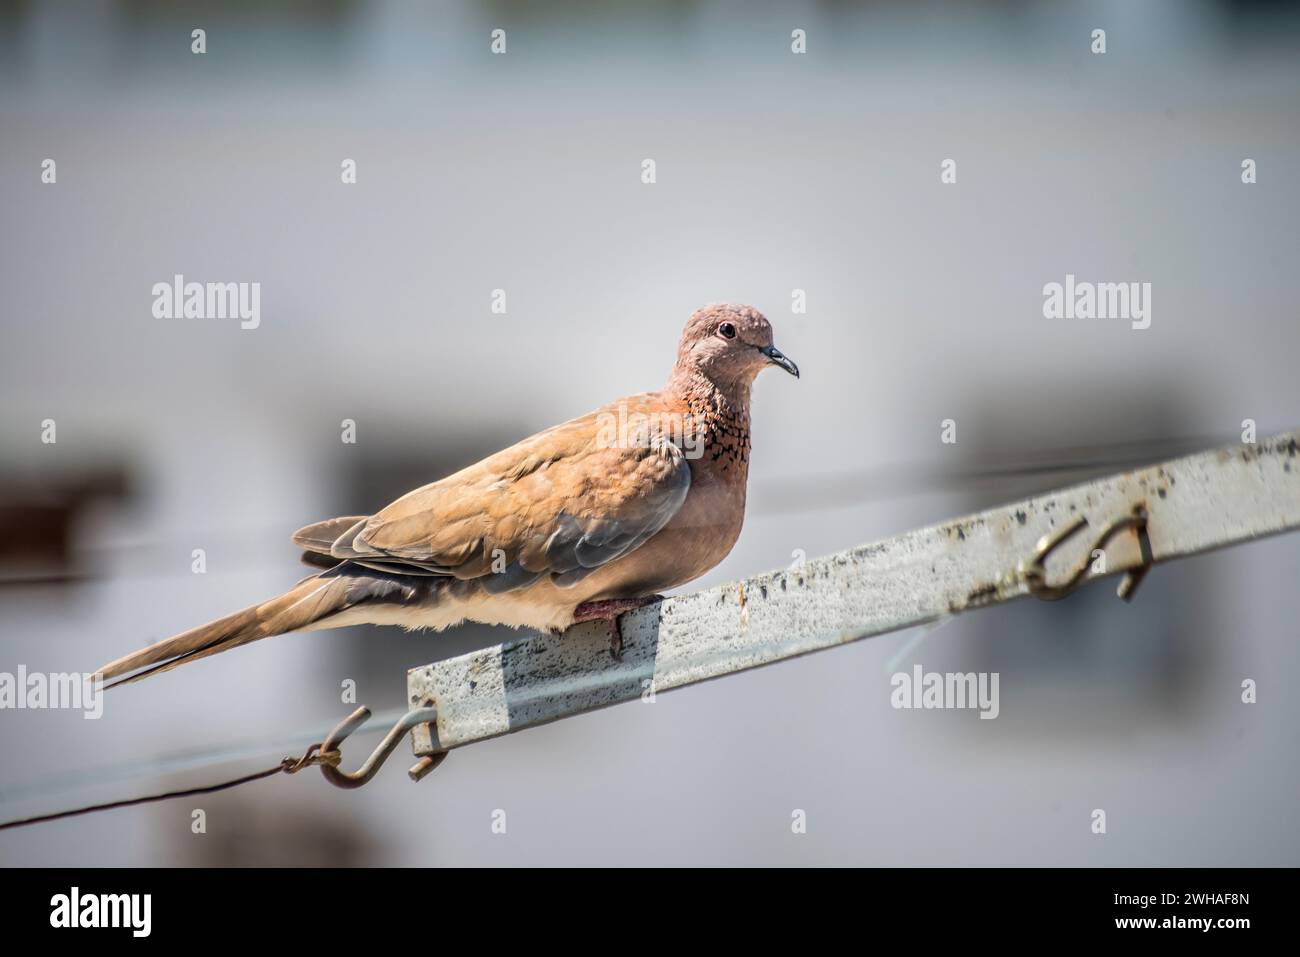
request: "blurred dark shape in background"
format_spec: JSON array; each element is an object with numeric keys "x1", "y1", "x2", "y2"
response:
[{"x1": 0, "y1": 467, "x2": 131, "y2": 584}]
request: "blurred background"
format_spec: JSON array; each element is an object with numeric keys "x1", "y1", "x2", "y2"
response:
[{"x1": 1, "y1": 0, "x2": 1298, "y2": 866}]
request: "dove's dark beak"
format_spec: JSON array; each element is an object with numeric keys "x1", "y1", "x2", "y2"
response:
[{"x1": 760, "y1": 344, "x2": 799, "y2": 378}]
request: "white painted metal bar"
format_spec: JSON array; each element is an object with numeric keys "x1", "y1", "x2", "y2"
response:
[{"x1": 408, "y1": 430, "x2": 1300, "y2": 758}]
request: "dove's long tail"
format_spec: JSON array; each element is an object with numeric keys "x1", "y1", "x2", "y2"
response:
[{"x1": 96, "y1": 574, "x2": 358, "y2": 687}]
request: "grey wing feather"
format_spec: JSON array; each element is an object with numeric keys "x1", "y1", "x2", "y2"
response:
[{"x1": 542, "y1": 457, "x2": 691, "y2": 587}]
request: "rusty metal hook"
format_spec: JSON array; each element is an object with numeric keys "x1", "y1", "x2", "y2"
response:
[
  {"x1": 287, "y1": 705, "x2": 443, "y2": 790},
  {"x1": 1020, "y1": 503, "x2": 1152, "y2": 602}
]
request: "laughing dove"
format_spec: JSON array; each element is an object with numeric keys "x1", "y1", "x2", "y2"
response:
[{"x1": 97, "y1": 304, "x2": 799, "y2": 684}]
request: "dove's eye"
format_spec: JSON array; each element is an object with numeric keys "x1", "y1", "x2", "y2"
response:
[{"x1": 717, "y1": 322, "x2": 737, "y2": 340}]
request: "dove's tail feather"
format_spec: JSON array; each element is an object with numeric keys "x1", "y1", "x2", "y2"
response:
[{"x1": 96, "y1": 575, "x2": 356, "y2": 687}]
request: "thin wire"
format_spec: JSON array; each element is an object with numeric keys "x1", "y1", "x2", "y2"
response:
[
  {"x1": 0, "y1": 737, "x2": 353, "y2": 832},
  {"x1": 0, "y1": 762, "x2": 288, "y2": 832},
  {"x1": 0, "y1": 708, "x2": 408, "y2": 811}
]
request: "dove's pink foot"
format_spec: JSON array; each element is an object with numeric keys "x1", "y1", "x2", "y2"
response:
[{"x1": 572, "y1": 596, "x2": 663, "y2": 658}]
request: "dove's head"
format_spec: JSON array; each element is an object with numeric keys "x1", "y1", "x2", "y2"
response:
[{"x1": 672, "y1": 304, "x2": 799, "y2": 394}]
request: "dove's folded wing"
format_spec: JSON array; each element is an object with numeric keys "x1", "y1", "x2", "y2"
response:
[{"x1": 297, "y1": 405, "x2": 692, "y2": 591}]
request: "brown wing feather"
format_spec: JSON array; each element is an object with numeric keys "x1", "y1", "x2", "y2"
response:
[
  {"x1": 338, "y1": 396, "x2": 692, "y2": 587},
  {"x1": 291, "y1": 515, "x2": 368, "y2": 554}
]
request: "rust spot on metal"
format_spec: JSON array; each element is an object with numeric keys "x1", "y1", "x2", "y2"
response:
[
  {"x1": 963, "y1": 582, "x2": 1000, "y2": 608},
  {"x1": 943, "y1": 516, "x2": 987, "y2": 542}
]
